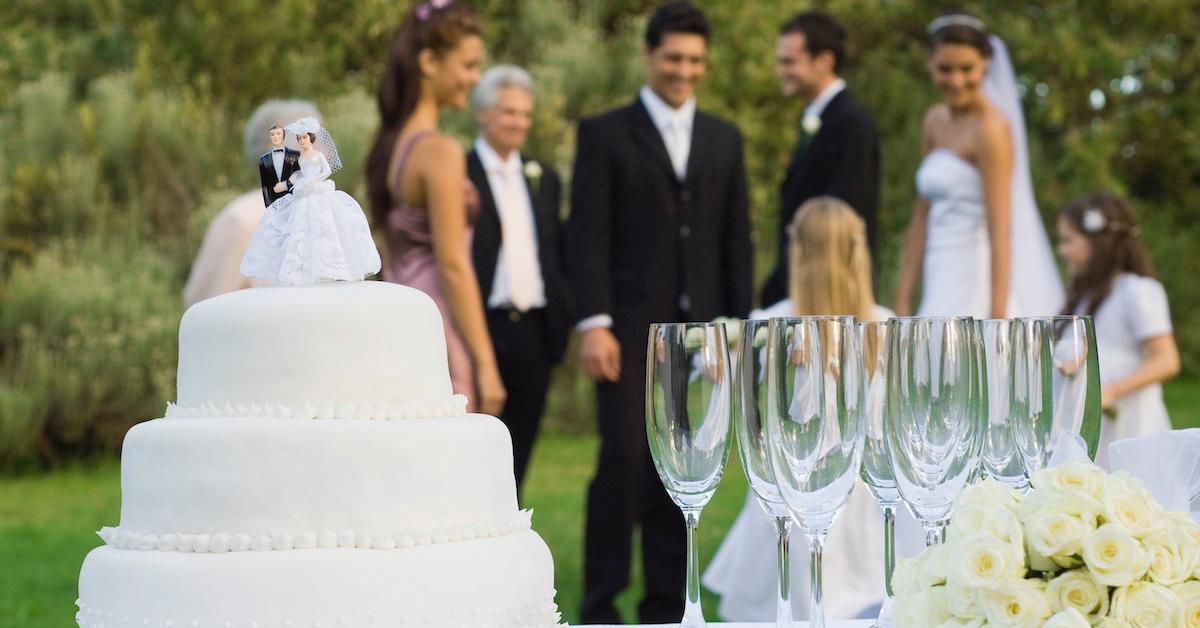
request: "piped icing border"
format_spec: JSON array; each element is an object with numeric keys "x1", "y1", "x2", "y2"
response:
[
  {"x1": 97, "y1": 510, "x2": 532, "y2": 553},
  {"x1": 77, "y1": 593, "x2": 564, "y2": 627},
  {"x1": 164, "y1": 394, "x2": 468, "y2": 421}
]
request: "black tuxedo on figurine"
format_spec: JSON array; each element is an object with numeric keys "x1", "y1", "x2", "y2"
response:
[
  {"x1": 566, "y1": 97, "x2": 752, "y2": 623},
  {"x1": 760, "y1": 89, "x2": 880, "y2": 305},
  {"x1": 259, "y1": 147, "x2": 301, "y2": 206},
  {"x1": 467, "y1": 150, "x2": 572, "y2": 490}
]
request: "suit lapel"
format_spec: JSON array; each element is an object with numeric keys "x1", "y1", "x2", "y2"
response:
[
  {"x1": 467, "y1": 152, "x2": 502, "y2": 298},
  {"x1": 627, "y1": 99, "x2": 678, "y2": 184}
]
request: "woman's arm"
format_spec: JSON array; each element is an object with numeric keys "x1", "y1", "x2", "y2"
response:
[
  {"x1": 420, "y1": 135, "x2": 505, "y2": 413},
  {"x1": 893, "y1": 110, "x2": 938, "y2": 316},
  {"x1": 976, "y1": 110, "x2": 1014, "y2": 319},
  {"x1": 1103, "y1": 334, "x2": 1181, "y2": 408}
]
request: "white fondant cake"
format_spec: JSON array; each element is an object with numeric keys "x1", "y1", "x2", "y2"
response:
[{"x1": 77, "y1": 282, "x2": 563, "y2": 627}]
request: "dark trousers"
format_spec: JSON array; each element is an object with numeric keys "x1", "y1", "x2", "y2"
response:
[
  {"x1": 487, "y1": 307, "x2": 552, "y2": 492},
  {"x1": 581, "y1": 348, "x2": 685, "y2": 624}
]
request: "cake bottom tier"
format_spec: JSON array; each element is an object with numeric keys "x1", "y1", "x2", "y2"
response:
[{"x1": 77, "y1": 530, "x2": 561, "y2": 627}]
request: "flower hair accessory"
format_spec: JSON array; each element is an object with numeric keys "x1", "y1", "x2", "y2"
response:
[
  {"x1": 416, "y1": 0, "x2": 452, "y2": 21},
  {"x1": 1081, "y1": 208, "x2": 1109, "y2": 234}
]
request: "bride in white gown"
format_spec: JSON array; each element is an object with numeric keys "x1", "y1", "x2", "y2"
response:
[
  {"x1": 241, "y1": 116, "x2": 381, "y2": 286},
  {"x1": 895, "y1": 14, "x2": 1062, "y2": 319}
]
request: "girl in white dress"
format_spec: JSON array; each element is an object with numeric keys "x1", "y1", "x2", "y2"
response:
[
  {"x1": 1055, "y1": 192, "x2": 1179, "y2": 467},
  {"x1": 894, "y1": 14, "x2": 1062, "y2": 319},
  {"x1": 241, "y1": 117, "x2": 381, "y2": 286},
  {"x1": 704, "y1": 197, "x2": 923, "y2": 621}
]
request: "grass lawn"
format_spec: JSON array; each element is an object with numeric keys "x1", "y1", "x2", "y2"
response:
[{"x1": 2, "y1": 378, "x2": 1197, "y2": 627}]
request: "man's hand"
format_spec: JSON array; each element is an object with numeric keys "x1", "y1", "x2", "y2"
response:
[
  {"x1": 580, "y1": 327, "x2": 621, "y2": 382},
  {"x1": 273, "y1": 182, "x2": 287, "y2": 193}
]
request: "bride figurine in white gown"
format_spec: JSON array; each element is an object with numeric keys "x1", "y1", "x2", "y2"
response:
[
  {"x1": 241, "y1": 116, "x2": 381, "y2": 286},
  {"x1": 894, "y1": 14, "x2": 1062, "y2": 319}
]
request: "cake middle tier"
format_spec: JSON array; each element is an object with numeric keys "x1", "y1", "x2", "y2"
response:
[{"x1": 118, "y1": 416, "x2": 519, "y2": 537}]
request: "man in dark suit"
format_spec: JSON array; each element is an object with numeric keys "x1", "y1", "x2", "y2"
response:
[
  {"x1": 566, "y1": 2, "x2": 752, "y2": 622},
  {"x1": 258, "y1": 124, "x2": 300, "y2": 206},
  {"x1": 760, "y1": 11, "x2": 881, "y2": 306},
  {"x1": 467, "y1": 65, "x2": 572, "y2": 492}
]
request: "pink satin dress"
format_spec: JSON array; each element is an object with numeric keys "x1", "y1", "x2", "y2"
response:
[{"x1": 381, "y1": 130, "x2": 481, "y2": 409}]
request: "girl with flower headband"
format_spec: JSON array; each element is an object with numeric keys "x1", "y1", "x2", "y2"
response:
[{"x1": 1056, "y1": 192, "x2": 1179, "y2": 466}]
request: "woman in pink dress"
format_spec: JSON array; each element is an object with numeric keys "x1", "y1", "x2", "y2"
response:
[{"x1": 366, "y1": 0, "x2": 505, "y2": 415}]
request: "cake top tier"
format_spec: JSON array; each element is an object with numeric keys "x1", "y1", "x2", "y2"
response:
[{"x1": 175, "y1": 282, "x2": 457, "y2": 419}]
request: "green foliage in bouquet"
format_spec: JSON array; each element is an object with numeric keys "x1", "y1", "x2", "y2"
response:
[{"x1": 892, "y1": 461, "x2": 1200, "y2": 627}]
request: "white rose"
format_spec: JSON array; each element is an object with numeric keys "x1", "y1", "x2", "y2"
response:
[
  {"x1": 935, "y1": 619, "x2": 986, "y2": 628},
  {"x1": 1046, "y1": 569, "x2": 1110, "y2": 621},
  {"x1": 949, "y1": 533, "x2": 1026, "y2": 590},
  {"x1": 1044, "y1": 608, "x2": 1093, "y2": 628},
  {"x1": 1170, "y1": 580, "x2": 1200, "y2": 628},
  {"x1": 522, "y1": 160, "x2": 543, "y2": 182},
  {"x1": 1110, "y1": 580, "x2": 1184, "y2": 628},
  {"x1": 951, "y1": 480, "x2": 1024, "y2": 545},
  {"x1": 801, "y1": 113, "x2": 822, "y2": 135},
  {"x1": 958, "y1": 478, "x2": 1023, "y2": 511},
  {"x1": 979, "y1": 578, "x2": 1052, "y2": 627},
  {"x1": 1031, "y1": 460, "x2": 1108, "y2": 501},
  {"x1": 1083, "y1": 523, "x2": 1152, "y2": 587},
  {"x1": 892, "y1": 555, "x2": 924, "y2": 597},
  {"x1": 895, "y1": 585, "x2": 951, "y2": 628},
  {"x1": 1165, "y1": 512, "x2": 1200, "y2": 579},
  {"x1": 944, "y1": 581, "x2": 985, "y2": 620},
  {"x1": 1103, "y1": 472, "x2": 1166, "y2": 539},
  {"x1": 1023, "y1": 497, "x2": 1098, "y2": 570},
  {"x1": 920, "y1": 542, "x2": 952, "y2": 587},
  {"x1": 1144, "y1": 526, "x2": 1200, "y2": 585},
  {"x1": 1097, "y1": 619, "x2": 1135, "y2": 628}
]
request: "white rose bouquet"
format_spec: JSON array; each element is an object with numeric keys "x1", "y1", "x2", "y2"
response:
[{"x1": 893, "y1": 460, "x2": 1200, "y2": 627}]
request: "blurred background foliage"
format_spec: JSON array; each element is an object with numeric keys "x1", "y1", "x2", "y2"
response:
[{"x1": 0, "y1": 0, "x2": 1196, "y2": 470}]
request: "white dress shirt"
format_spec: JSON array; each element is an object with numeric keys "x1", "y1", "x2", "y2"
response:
[
  {"x1": 639, "y1": 85, "x2": 696, "y2": 181},
  {"x1": 576, "y1": 87, "x2": 698, "y2": 334},
  {"x1": 804, "y1": 78, "x2": 846, "y2": 121},
  {"x1": 270, "y1": 148, "x2": 285, "y2": 179},
  {"x1": 475, "y1": 137, "x2": 546, "y2": 312}
]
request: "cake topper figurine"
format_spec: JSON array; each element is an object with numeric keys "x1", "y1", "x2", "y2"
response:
[
  {"x1": 259, "y1": 124, "x2": 301, "y2": 206},
  {"x1": 240, "y1": 116, "x2": 382, "y2": 285}
]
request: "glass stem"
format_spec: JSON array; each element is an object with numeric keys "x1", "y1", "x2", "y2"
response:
[
  {"x1": 923, "y1": 522, "x2": 946, "y2": 546},
  {"x1": 882, "y1": 504, "x2": 897, "y2": 599},
  {"x1": 775, "y1": 515, "x2": 794, "y2": 625},
  {"x1": 682, "y1": 507, "x2": 705, "y2": 627},
  {"x1": 808, "y1": 531, "x2": 828, "y2": 628}
]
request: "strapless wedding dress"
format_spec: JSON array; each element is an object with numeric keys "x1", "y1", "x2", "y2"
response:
[{"x1": 915, "y1": 148, "x2": 1061, "y2": 317}]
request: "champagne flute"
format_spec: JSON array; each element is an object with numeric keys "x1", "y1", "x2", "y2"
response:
[
  {"x1": 1010, "y1": 315, "x2": 1101, "y2": 472},
  {"x1": 764, "y1": 316, "x2": 864, "y2": 628},
  {"x1": 733, "y1": 318, "x2": 795, "y2": 626},
  {"x1": 884, "y1": 317, "x2": 979, "y2": 546},
  {"x1": 978, "y1": 319, "x2": 1027, "y2": 490},
  {"x1": 646, "y1": 322, "x2": 734, "y2": 628},
  {"x1": 858, "y1": 320, "x2": 898, "y2": 627}
]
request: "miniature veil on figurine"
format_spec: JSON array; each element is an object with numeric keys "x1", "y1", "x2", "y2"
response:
[{"x1": 240, "y1": 116, "x2": 382, "y2": 286}]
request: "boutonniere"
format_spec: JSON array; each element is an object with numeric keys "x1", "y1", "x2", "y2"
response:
[
  {"x1": 801, "y1": 113, "x2": 822, "y2": 136},
  {"x1": 523, "y1": 160, "x2": 543, "y2": 191}
]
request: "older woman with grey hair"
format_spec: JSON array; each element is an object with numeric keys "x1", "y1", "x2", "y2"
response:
[
  {"x1": 183, "y1": 99, "x2": 320, "y2": 307},
  {"x1": 467, "y1": 64, "x2": 572, "y2": 491}
]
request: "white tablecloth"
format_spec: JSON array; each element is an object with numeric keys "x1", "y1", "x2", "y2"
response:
[{"x1": 580, "y1": 622, "x2": 873, "y2": 627}]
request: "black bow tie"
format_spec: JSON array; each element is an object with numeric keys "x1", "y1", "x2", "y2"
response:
[{"x1": 273, "y1": 149, "x2": 284, "y2": 153}]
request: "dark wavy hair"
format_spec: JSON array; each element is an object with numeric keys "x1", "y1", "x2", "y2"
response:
[
  {"x1": 366, "y1": 2, "x2": 482, "y2": 227},
  {"x1": 644, "y1": 1, "x2": 709, "y2": 50},
  {"x1": 779, "y1": 11, "x2": 847, "y2": 73},
  {"x1": 1059, "y1": 192, "x2": 1156, "y2": 315},
  {"x1": 926, "y1": 13, "x2": 993, "y2": 59}
]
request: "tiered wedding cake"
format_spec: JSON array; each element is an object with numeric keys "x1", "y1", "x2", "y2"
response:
[{"x1": 77, "y1": 281, "x2": 563, "y2": 627}]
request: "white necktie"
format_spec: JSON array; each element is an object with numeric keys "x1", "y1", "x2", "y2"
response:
[
  {"x1": 496, "y1": 165, "x2": 542, "y2": 311},
  {"x1": 663, "y1": 116, "x2": 690, "y2": 180}
]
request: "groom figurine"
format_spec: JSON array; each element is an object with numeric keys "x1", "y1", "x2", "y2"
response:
[
  {"x1": 760, "y1": 11, "x2": 880, "y2": 305},
  {"x1": 259, "y1": 124, "x2": 300, "y2": 206},
  {"x1": 567, "y1": 1, "x2": 752, "y2": 623}
]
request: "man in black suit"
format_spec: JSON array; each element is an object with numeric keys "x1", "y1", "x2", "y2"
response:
[
  {"x1": 259, "y1": 124, "x2": 300, "y2": 206},
  {"x1": 467, "y1": 65, "x2": 572, "y2": 492},
  {"x1": 760, "y1": 11, "x2": 880, "y2": 305},
  {"x1": 566, "y1": 2, "x2": 752, "y2": 622}
]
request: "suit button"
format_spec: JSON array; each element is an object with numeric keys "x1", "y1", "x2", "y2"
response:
[
  {"x1": 679, "y1": 225, "x2": 691, "y2": 239},
  {"x1": 680, "y1": 190, "x2": 691, "y2": 202},
  {"x1": 508, "y1": 310, "x2": 521, "y2": 323}
]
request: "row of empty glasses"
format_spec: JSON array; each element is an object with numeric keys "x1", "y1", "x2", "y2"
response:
[{"x1": 644, "y1": 314, "x2": 1100, "y2": 628}]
